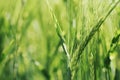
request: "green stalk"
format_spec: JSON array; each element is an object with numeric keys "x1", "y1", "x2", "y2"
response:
[{"x1": 46, "y1": 0, "x2": 70, "y2": 60}]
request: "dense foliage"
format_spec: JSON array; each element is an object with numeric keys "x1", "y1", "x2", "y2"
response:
[{"x1": 0, "y1": 0, "x2": 120, "y2": 80}]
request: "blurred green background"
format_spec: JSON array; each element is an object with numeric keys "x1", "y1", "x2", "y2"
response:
[{"x1": 0, "y1": 0, "x2": 120, "y2": 80}]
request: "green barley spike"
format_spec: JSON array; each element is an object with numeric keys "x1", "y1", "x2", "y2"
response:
[{"x1": 70, "y1": 1, "x2": 120, "y2": 79}]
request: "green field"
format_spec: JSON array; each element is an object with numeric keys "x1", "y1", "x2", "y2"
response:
[{"x1": 0, "y1": 0, "x2": 120, "y2": 80}]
